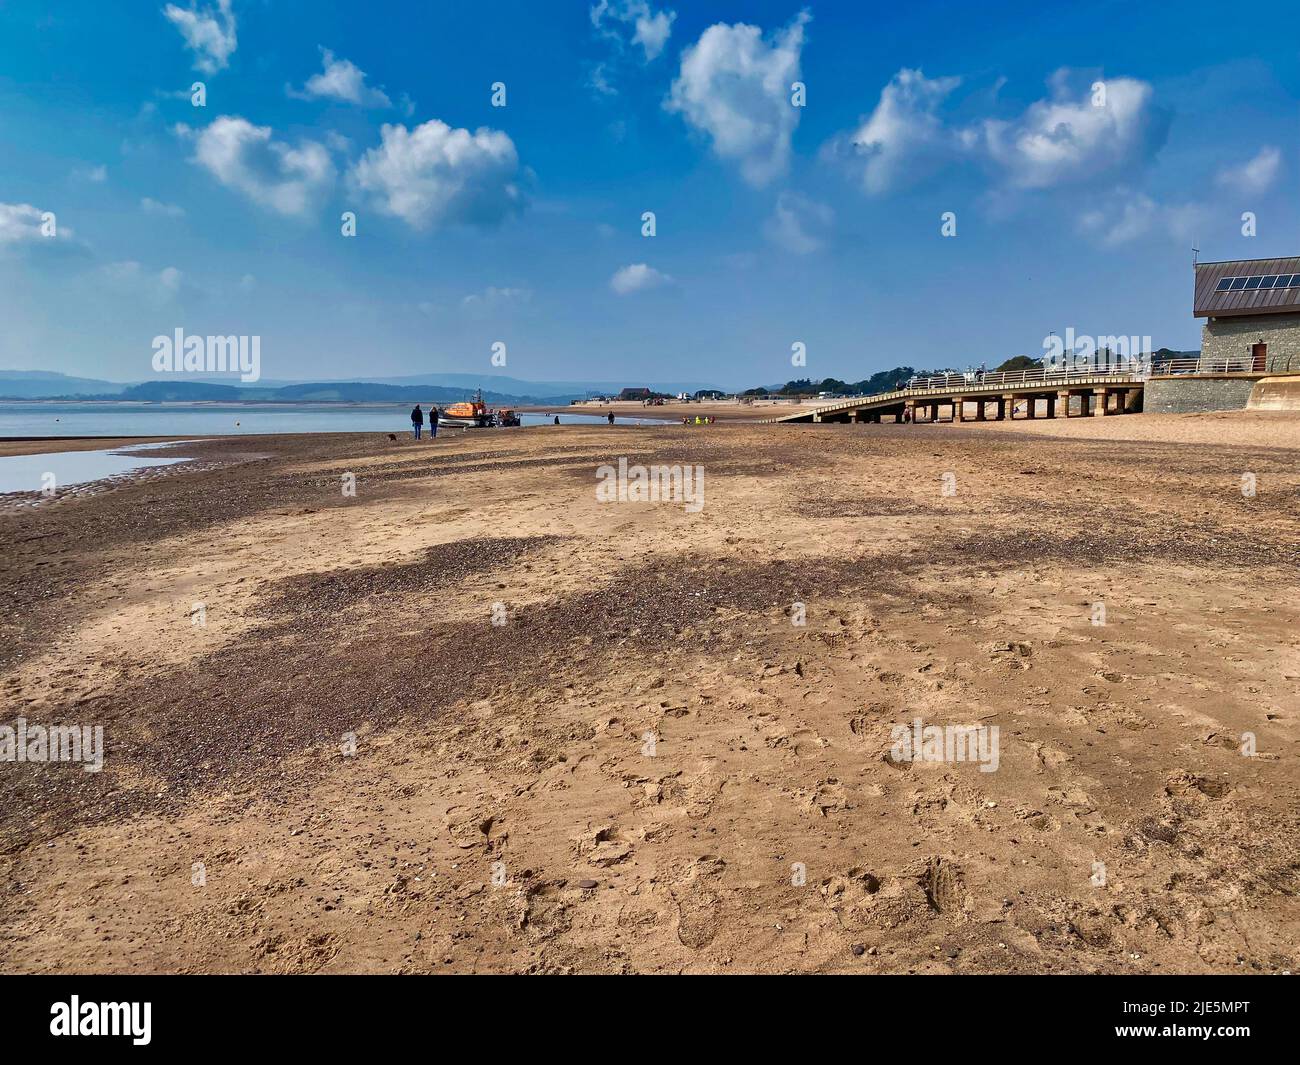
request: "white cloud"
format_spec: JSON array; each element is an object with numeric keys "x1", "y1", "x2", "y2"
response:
[
  {"x1": 324, "y1": 130, "x2": 353, "y2": 153},
  {"x1": 289, "y1": 48, "x2": 392, "y2": 108},
  {"x1": 100, "y1": 260, "x2": 184, "y2": 301},
  {"x1": 1077, "y1": 191, "x2": 1206, "y2": 248},
  {"x1": 665, "y1": 12, "x2": 808, "y2": 187},
  {"x1": 0, "y1": 202, "x2": 65, "y2": 245},
  {"x1": 72, "y1": 163, "x2": 108, "y2": 183},
  {"x1": 1216, "y1": 146, "x2": 1281, "y2": 196},
  {"x1": 462, "y1": 284, "x2": 533, "y2": 314},
  {"x1": 832, "y1": 69, "x2": 961, "y2": 195},
  {"x1": 141, "y1": 197, "x2": 186, "y2": 217},
  {"x1": 764, "y1": 191, "x2": 832, "y2": 254},
  {"x1": 587, "y1": 62, "x2": 616, "y2": 97},
  {"x1": 634, "y1": 11, "x2": 674, "y2": 59},
  {"x1": 591, "y1": 1, "x2": 677, "y2": 62},
  {"x1": 976, "y1": 74, "x2": 1164, "y2": 189},
  {"x1": 349, "y1": 120, "x2": 524, "y2": 230},
  {"x1": 163, "y1": 0, "x2": 237, "y2": 75},
  {"x1": 610, "y1": 262, "x2": 672, "y2": 294},
  {"x1": 827, "y1": 68, "x2": 1166, "y2": 197},
  {"x1": 178, "y1": 116, "x2": 334, "y2": 216}
]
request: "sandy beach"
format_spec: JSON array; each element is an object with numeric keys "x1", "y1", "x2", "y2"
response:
[
  {"x1": 521, "y1": 400, "x2": 811, "y2": 422},
  {"x1": 2, "y1": 413, "x2": 1297, "y2": 974}
]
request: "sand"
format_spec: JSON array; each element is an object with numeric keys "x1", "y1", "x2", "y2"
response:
[
  {"x1": 1, "y1": 413, "x2": 1297, "y2": 974},
  {"x1": 523, "y1": 400, "x2": 811, "y2": 421}
]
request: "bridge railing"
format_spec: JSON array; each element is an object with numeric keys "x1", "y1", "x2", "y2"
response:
[
  {"x1": 1151, "y1": 355, "x2": 1266, "y2": 375},
  {"x1": 904, "y1": 361, "x2": 1146, "y2": 392}
]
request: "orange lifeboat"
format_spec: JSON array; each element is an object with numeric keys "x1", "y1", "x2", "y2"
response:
[{"x1": 437, "y1": 390, "x2": 492, "y2": 428}]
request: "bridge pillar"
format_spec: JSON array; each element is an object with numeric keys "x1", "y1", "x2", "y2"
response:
[
  {"x1": 1057, "y1": 390, "x2": 1073, "y2": 417},
  {"x1": 1001, "y1": 394, "x2": 1015, "y2": 420},
  {"x1": 1045, "y1": 393, "x2": 1057, "y2": 419},
  {"x1": 1024, "y1": 396, "x2": 1037, "y2": 419},
  {"x1": 929, "y1": 401, "x2": 941, "y2": 422},
  {"x1": 975, "y1": 399, "x2": 987, "y2": 421},
  {"x1": 1092, "y1": 389, "x2": 1108, "y2": 416},
  {"x1": 953, "y1": 399, "x2": 965, "y2": 422},
  {"x1": 905, "y1": 398, "x2": 918, "y2": 424}
]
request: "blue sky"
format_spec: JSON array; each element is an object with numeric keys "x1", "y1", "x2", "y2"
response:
[{"x1": 1, "y1": 0, "x2": 1297, "y2": 389}]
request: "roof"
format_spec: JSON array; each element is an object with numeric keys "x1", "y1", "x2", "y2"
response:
[{"x1": 1194, "y1": 257, "x2": 1300, "y2": 318}]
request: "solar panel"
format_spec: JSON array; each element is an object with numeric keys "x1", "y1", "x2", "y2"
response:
[
  {"x1": 1216, "y1": 278, "x2": 1234, "y2": 291},
  {"x1": 1230, "y1": 277, "x2": 1248, "y2": 290},
  {"x1": 1245, "y1": 276, "x2": 1263, "y2": 289},
  {"x1": 1260, "y1": 276, "x2": 1278, "y2": 288}
]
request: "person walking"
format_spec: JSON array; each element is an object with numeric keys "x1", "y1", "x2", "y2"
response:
[
  {"x1": 411, "y1": 404, "x2": 424, "y2": 440},
  {"x1": 429, "y1": 405, "x2": 439, "y2": 439},
  {"x1": 554, "y1": 415, "x2": 560, "y2": 425},
  {"x1": 607, "y1": 411, "x2": 615, "y2": 425}
]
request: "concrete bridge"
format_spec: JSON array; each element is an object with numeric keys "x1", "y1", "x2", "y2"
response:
[{"x1": 761, "y1": 368, "x2": 1145, "y2": 424}]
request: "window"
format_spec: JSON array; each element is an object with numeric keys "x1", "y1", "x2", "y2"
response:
[
  {"x1": 1259, "y1": 275, "x2": 1279, "y2": 288},
  {"x1": 1216, "y1": 277, "x2": 1234, "y2": 291},
  {"x1": 1245, "y1": 276, "x2": 1263, "y2": 289}
]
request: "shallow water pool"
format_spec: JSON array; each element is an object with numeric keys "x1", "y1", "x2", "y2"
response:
[{"x1": 0, "y1": 442, "x2": 190, "y2": 495}]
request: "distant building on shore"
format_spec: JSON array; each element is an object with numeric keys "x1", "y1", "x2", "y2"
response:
[
  {"x1": 1195, "y1": 256, "x2": 1300, "y2": 371},
  {"x1": 617, "y1": 387, "x2": 653, "y2": 401}
]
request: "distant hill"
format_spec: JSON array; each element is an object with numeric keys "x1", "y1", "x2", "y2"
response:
[
  {"x1": 112, "y1": 381, "x2": 578, "y2": 404},
  {"x1": 252, "y1": 382, "x2": 553, "y2": 404},
  {"x1": 0, "y1": 370, "x2": 127, "y2": 398},
  {"x1": 347, "y1": 373, "x2": 723, "y2": 395},
  {"x1": 0, "y1": 369, "x2": 715, "y2": 402}
]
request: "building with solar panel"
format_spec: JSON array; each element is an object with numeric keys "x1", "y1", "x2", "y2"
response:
[{"x1": 1194, "y1": 257, "x2": 1300, "y2": 372}]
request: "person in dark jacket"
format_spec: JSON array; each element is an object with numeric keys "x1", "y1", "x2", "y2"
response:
[
  {"x1": 411, "y1": 404, "x2": 424, "y2": 440},
  {"x1": 429, "y1": 405, "x2": 439, "y2": 438},
  {"x1": 554, "y1": 415, "x2": 560, "y2": 425},
  {"x1": 607, "y1": 411, "x2": 615, "y2": 425}
]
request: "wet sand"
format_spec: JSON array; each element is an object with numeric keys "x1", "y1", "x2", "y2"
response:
[
  {"x1": 1, "y1": 414, "x2": 1298, "y2": 973},
  {"x1": 0, "y1": 437, "x2": 182, "y2": 458},
  {"x1": 521, "y1": 400, "x2": 808, "y2": 421}
]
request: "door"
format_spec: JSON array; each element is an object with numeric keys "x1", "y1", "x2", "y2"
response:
[{"x1": 1251, "y1": 342, "x2": 1267, "y2": 372}]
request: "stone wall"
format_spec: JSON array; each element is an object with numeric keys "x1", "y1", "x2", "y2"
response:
[
  {"x1": 1201, "y1": 314, "x2": 1300, "y2": 372},
  {"x1": 1144, "y1": 376, "x2": 1258, "y2": 414}
]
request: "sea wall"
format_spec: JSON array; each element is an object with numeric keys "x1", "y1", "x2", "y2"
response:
[
  {"x1": 1143, "y1": 375, "x2": 1258, "y2": 414},
  {"x1": 1247, "y1": 376, "x2": 1300, "y2": 411}
]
